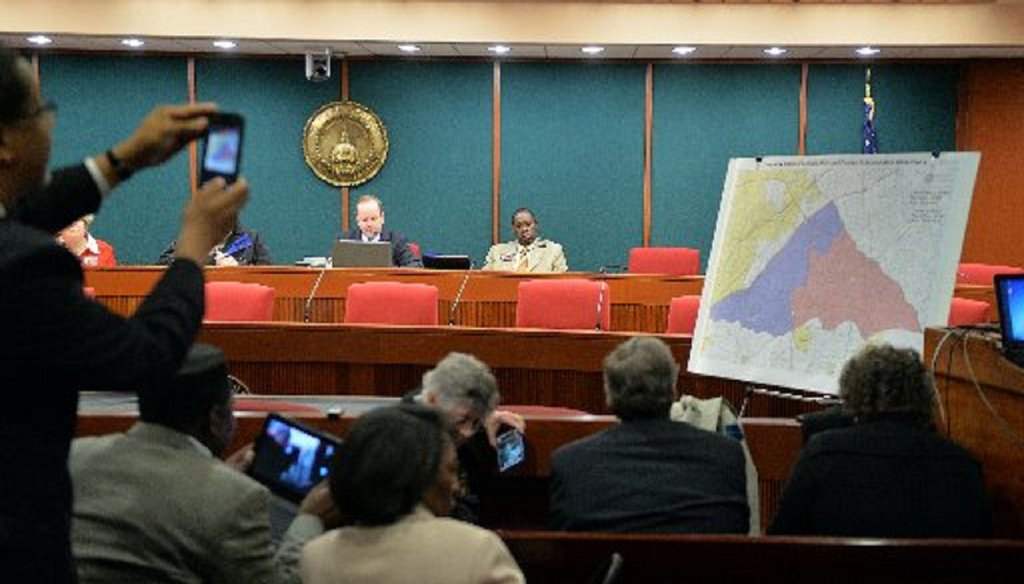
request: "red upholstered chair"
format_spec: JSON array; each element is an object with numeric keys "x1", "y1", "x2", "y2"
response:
[
  {"x1": 204, "y1": 281, "x2": 276, "y2": 322},
  {"x1": 344, "y1": 282, "x2": 439, "y2": 325},
  {"x1": 407, "y1": 241, "x2": 422, "y2": 259},
  {"x1": 515, "y1": 279, "x2": 611, "y2": 331},
  {"x1": 948, "y1": 297, "x2": 991, "y2": 326},
  {"x1": 628, "y1": 247, "x2": 701, "y2": 276},
  {"x1": 665, "y1": 295, "x2": 701, "y2": 335},
  {"x1": 956, "y1": 263, "x2": 1024, "y2": 286}
]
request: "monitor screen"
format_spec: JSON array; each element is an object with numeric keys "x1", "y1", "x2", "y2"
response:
[
  {"x1": 422, "y1": 254, "x2": 472, "y2": 270},
  {"x1": 995, "y1": 274, "x2": 1024, "y2": 359}
]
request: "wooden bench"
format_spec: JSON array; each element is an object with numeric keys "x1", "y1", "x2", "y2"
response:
[{"x1": 499, "y1": 530, "x2": 1024, "y2": 583}]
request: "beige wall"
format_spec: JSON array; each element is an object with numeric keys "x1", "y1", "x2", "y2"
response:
[{"x1": 3, "y1": 1, "x2": 1024, "y2": 47}]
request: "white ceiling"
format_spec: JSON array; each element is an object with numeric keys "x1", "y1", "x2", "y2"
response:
[{"x1": 4, "y1": 33, "x2": 1024, "y2": 60}]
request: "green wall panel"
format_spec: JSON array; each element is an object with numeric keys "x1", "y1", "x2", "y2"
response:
[
  {"x1": 651, "y1": 64, "x2": 801, "y2": 270},
  {"x1": 501, "y1": 63, "x2": 646, "y2": 272},
  {"x1": 40, "y1": 56, "x2": 190, "y2": 264},
  {"x1": 807, "y1": 64, "x2": 959, "y2": 155},
  {"x1": 348, "y1": 61, "x2": 492, "y2": 262},
  {"x1": 35, "y1": 56, "x2": 960, "y2": 273},
  {"x1": 196, "y1": 57, "x2": 340, "y2": 264}
]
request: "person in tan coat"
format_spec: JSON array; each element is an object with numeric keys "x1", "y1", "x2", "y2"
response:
[
  {"x1": 483, "y1": 207, "x2": 567, "y2": 272},
  {"x1": 300, "y1": 404, "x2": 525, "y2": 584}
]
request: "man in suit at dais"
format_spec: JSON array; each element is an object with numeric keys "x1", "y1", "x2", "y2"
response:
[
  {"x1": 483, "y1": 207, "x2": 567, "y2": 272},
  {"x1": 340, "y1": 194, "x2": 422, "y2": 267}
]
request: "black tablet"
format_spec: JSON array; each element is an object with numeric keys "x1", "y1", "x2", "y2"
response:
[{"x1": 249, "y1": 413, "x2": 342, "y2": 503}]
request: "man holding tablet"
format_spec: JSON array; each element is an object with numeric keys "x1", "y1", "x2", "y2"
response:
[{"x1": 69, "y1": 345, "x2": 334, "y2": 584}]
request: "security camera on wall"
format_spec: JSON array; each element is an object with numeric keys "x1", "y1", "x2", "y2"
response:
[{"x1": 305, "y1": 50, "x2": 331, "y2": 82}]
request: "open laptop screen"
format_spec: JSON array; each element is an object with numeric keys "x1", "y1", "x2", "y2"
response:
[
  {"x1": 331, "y1": 240, "x2": 393, "y2": 268},
  {"x1": 994, "y1": 274, "x2": 1024, "y2": 364}
]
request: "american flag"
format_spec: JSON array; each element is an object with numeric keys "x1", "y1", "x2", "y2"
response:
[{"x1": 863, "y1": 67, "x2": 878, "y2": 154}]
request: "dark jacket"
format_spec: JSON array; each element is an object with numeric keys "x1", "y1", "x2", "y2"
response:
[
  {"x1": 401, "y1": 389, "x2": 488, "y2": 524},
  {"x1": 157, "y1": 225, "x2": 271, "y2": 266},
  {"x1": 0, "y1": 165, "x2": 205, "y2": 582},
  {"x1": 768, "y1": 419, "x2": 992, "y2": 538},
  {"x1": 549, "y1": 418, "x2": 749, "y2": 534},
  {"x1": 341, "y1": 228, "x2": 422, "y2": 268}
]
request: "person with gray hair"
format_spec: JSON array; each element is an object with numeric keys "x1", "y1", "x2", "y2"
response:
[
  {"x1": 549, "y1": 337, "x2": 749, "y2": 534},
  {"x1": 405, "y1": 352, "x2": 526, "y2": 524},
  {"x1": 421, "y1": 352, "x2": 501, "y2": 440},
  {"x1": 769, "y1": 343, "x2": 991, "y2": 537}
]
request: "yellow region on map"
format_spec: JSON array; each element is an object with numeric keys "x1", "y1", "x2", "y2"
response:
[
  {"x1": 710, "y1": 169, "x2": 826, "y2": 305},
  {"x1": 792, "y1": 323, "x2": 813, "y2": 352}
]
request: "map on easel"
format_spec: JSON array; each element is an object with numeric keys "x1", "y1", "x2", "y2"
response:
[{"x1": 689, "y1": 153, "x2": 980, "y2": 394}]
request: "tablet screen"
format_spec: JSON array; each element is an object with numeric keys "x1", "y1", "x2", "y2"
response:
[{"x1": 249, "y1": 414, "x2": 341, "y2": 502}]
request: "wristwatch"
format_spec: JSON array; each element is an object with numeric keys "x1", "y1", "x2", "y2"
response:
[{"x1": 105, "y1": 149, "x2": 134, "y2": 181}]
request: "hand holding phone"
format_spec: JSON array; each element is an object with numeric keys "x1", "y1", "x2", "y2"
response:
[
  {"x1": 200, "y1": 112, "x2": 245, "y2": 184},
  {"x1": 496, "y1": 429, "x2": 525, "y2": 472}
]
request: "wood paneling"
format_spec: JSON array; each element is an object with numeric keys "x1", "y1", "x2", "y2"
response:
[
  {"x1": 84, "y1": 267, "x2": 704, "y2": 331},
  {"x1": 957, "y1": 62, "x2": 1024, "y2": 267},
  {"x1": 500, "y1": 531, "x2": 1024, "y2": 584},
  {"x1": 85, "y1": 266, "x2": 997, "y2": 331},
  {"x1": 195, "y1": 322, "x2": 829, "y2": 418},
  {"x1": 926, "y1": 326, "x2": 1024, "y2": 538}
]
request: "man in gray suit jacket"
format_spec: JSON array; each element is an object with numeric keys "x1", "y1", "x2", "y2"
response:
[{"x1": 70, "y1": 345, "x2": 332, "y2": 584}]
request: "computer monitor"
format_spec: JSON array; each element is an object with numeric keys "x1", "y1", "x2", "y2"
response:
[
  {"x1": 994, "y1": 274, "x2": 1024, "y2": 367},
  {"x1": 331, "y1": 240, "x2": 393, "y2": 268},
  {"x1": 422, "y1": 254, "x2": 472, "y2": 270}
]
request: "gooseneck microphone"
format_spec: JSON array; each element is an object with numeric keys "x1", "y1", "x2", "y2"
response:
[
  {"x1": 448, "y1": 260, "x2": 476, "y2": 326},
  {"x1": 594, "y1": 281, "x2": 606, "y2": 332},
  {"x1": 302, "y1": 258, "x2": 332, "y2": 323}
]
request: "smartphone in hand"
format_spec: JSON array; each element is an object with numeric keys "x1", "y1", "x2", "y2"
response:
[
  {"x1": 496, "y1": 428, "x2": 525, "y2": 472},
  {"x1": 199, "y1": 112, "x2": 245, "y2": 184}
]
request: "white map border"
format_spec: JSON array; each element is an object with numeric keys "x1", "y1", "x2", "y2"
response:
[{"x1": 689, "y1": 153, "x2": 980, "y2": 394}]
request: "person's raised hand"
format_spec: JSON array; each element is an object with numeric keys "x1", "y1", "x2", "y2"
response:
[
  {"x1": 485, "y1": 409, "x2": 526, "y2": 447},
  {"x1": 224, "y1": 444, "x2": 255, "y2": 473},
  {"x1": 174, "y1": 178, "x2": 249, "y2": 265},
  {"x1": 111, "y1": 103, "x2": 218, "y2": 172}
]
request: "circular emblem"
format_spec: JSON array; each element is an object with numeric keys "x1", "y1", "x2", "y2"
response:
[{"x1": 303, "y1": 101, "x2": 389, "y2": 187}]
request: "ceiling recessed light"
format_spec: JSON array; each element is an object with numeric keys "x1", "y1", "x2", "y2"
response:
[
  {"x1": 26, "y1": 35, "x2": 53, "y2": 46},
  {"x1": 763, "y1": 47, "x2": 788, "y2": 57},
  {"x1": 856, "y1": 46, "x2": 881, "y2": 57},
  {"x1": 672, "y1": 46, "x2": 697, "y2": 56},
  {"x1": 488, "y1": 45, "x2": 511, "y2": 55},
  {"x1": 121, "y1": 38, "x2": 145, "y2": 48},
  {"x1": 212, "y1": 40, "x2": 237, "y2": 50},
  {"x1": 397, "y1": 44, "x2": 421, "y2": 53},
  {"x1": 581, "y1": 46, "x2": 605, "y2": 55}
]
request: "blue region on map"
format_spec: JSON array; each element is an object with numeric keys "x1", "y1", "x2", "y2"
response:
[{"x1": 710, "y1": 203, "x2": 844, "y2": 335}]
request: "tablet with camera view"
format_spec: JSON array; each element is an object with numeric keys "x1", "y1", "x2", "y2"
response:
[{"x1": 249, "y1": 413, "x2": 342, "y2": 503}]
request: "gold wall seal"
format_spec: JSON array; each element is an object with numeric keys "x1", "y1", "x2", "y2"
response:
[{"x1": 303, "y1": 101, "x2": 388, "y2": 187}]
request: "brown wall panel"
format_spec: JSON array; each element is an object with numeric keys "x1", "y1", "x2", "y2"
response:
[{"x1": 957, "y1": 62, "x2": 1024, "y2": 267}]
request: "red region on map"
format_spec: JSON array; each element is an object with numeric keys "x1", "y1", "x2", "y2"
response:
[{"x1": 791, "y1": 232, "x2": 921, "y2": 337}]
